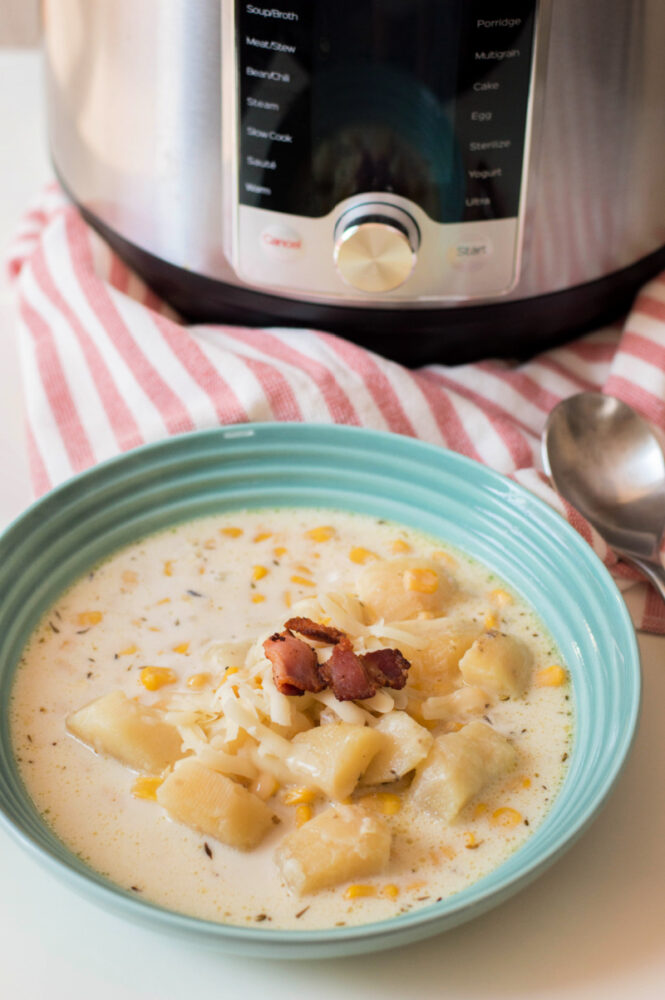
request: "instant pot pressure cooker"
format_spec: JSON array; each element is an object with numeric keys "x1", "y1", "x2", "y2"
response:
[{"x1": 44, "y1": 0, "x2": 665, "y2": 364}]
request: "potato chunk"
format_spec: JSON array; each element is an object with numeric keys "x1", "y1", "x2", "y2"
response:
[
  {"x1": 289, "y1": 723, "x2": 385, "y2": 800},
  {"x1": 409, "y1": 721, "x2": 517, "y2": 822},
  {"x1": 156, "y1": 758, "x2": 274, "y2": 850},
  {"x1": 356, "y1": 557, "x2": 456, "y2": 622},
  {"x1": 361, "y1": 711, "x2": 433, "y2": 784},
  {"x1": 66, "y1": 690, "x2": 183, "y2": 774},
  {"x1": 404, "y1": 621, "x2": 482, "y2": 697},
  {"x1": 421, "y1": 685, "x2": 490, "y2": 722},
  {"x1": 275, "y1": 804, "x2": 391, "y2": 894},
  {"x1": 459, "y1": 631, "x2": 532, "y2": 698}
]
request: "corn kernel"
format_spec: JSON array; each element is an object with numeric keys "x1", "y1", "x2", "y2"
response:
[
  {"x1": 223, "y1": 667, "x2": 240, "y2": 679},
  {"x1": 349, "y1": 547, "x2": 377, "y2": 565},
  {"x1": 491, "y1": 807, "x2": 523, "y2": 828},
  {"x1": 252, "y1": 773, "x2": 280, "y2": 801},
  {"x1": 122, "y1": 570, "x2": 138, "y2": 584},
  {"x1": 344, "y1": 884, "x2": 377, "y2": 899},
  {"x1": 77, "y1": 611, "x2": 103, "y2": 626},
  {"x1": 282, "y1": 787, "x2": 317, "y2": 805},
  {"x1": 290, "y1": 575, "x2": 316, "y2": 588},
  {"x1": 463, "y1": 831, "x2": 480, "y2": 849},
  {"x1": 140, "y1": 667, "x2": 177, "y2": 691},
  {"x1": 252, "y1": 594, "x2": 266, "y2": 604},
  {"x1": 403, "y1": 568, "x2": 439, "y2": 594},
  {"x1": 284, "y1": 590, "x2": 292, "y2": 608},
  {"x1": 186, "y1": 672, "x2": 211, "y2": 690},
  {"x1": 295, "y1": 804, "x2": 312, "y2": 827},
  {"x1": 391, "y1": 538, "x2": 411, "y2": 554},
  {"x1": 274, "y1": 546, "x2": 288, "y2": 557},
  {"x1": 535, "y1": 664, "x2": 567, "y2": 687},
  {"x1": 490, "y1": 588, "x2": 513, "y2": 606},
  {"x1": 375, "y1": 792, "x2": 402, "y2": 816},
  {"x1": 306, "y1": 526, "x2": 335, "y2": 542},
  {"x1": 221, "y1": 527, "x2": 243, "y2": 538},
  {"x1": 253, "y1": 532, "x2": 272, "y2": 543},
  {"x1": 252, "y1": 565, "x2": 268, "y2": 581},
  {"x1": 163, "y1": 561, "x2": 174, "y2": 577},
  {"x1": 382, "y1": 884, "x2": 400, "y2": 899},
  {"x1": 117, "y1": 644, "x2": 138, "y2": 656},
  {"x1": 473, "y1": 802, "x2": 489, "y2": 819},
  {"x1": 131, "y1": 775, "x2": 164, "y2": 801},
  {"x1": 172, "y1": 642, "x2": 190, "y2": 655}
]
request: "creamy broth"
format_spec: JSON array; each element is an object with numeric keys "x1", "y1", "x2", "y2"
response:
[{"x1": 10, "y1": 509, "x2": 572, "y2": 930}]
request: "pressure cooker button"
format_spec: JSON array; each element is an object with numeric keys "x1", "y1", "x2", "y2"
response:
[
  {"x1": 334, "y1": 220, "x2": 416, "y2": 293},
  {"x1": 448, "y1": 235, "x2": 493, "y2": 271},
  {"x1": 260, "y1": 223, "x2": 304, "y2": 260}
]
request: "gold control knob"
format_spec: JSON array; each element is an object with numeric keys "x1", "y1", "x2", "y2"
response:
[{"x1": 334, "y1": 217, "x2": 417, "y2": 293}]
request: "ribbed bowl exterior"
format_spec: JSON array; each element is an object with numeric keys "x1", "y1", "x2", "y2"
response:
[{"x1": 0, "y1": 424, "x2": 640, "y2": 957}]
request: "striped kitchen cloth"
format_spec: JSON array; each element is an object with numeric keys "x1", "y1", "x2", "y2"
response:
[{"x1": 7, "y1": 185, "x2": 665, "y2": 631}]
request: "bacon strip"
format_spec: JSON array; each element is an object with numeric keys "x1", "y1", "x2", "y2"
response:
[
  {"x1": 263, "y1": 618, "x2": 411, "y2": 702},
  {"x1": 320, "y1": 643, "x2": 411, "y2": 701},
  {"x1": 263, "y1": 630, "x2": 326, "y2": 696},
  {"x1": 320, "y1": 640, "x2": 377, "y2": 701},
  {"x1": 362, "y1": 648, "x2": 410, "y2": 690},
  {"x1": 284, "y1": 617, "x2": 345, "y2": 645}
]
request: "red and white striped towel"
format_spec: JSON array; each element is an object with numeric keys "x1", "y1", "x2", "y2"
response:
[{"x1": 7, "y1": 185, "x2": 665, "y2": 632}]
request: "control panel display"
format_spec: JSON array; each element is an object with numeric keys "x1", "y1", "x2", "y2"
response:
[{"x1": 237, "y1": 1, "x2": 537, "y2": 223}]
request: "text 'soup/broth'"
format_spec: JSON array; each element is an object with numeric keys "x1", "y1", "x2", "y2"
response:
[{"x1": 10, "y1": 509, "x2": 572, "y2": 929}]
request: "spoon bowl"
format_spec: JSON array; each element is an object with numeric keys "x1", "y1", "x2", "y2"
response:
[{"x1": 542, "y1": 392, "x2": 665, "y2": 601}]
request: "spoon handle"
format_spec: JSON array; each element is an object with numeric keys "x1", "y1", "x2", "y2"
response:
[{"x1": 626, "y1": 555, "x2": 665, "y2": 606}]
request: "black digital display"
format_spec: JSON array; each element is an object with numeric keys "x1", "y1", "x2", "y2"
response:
[{"x1": 238, "y1": 1, "x2": 537, "y2": 223}]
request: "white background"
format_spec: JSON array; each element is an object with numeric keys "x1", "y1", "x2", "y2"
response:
[{"x1": 0, "y1": 49, "x2": 664, "y2": 1000}]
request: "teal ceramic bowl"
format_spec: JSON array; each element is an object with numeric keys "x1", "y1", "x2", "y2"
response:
[{"x1": 0, "y1": 424, "x2": 640, "y2": 958}]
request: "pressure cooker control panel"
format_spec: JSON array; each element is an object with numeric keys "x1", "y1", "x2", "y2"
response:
[{"x1": 227, "y1": 0, "x2": 539, "y2": 302}]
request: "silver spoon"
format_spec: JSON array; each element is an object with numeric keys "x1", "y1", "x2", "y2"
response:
[{"x1": 542, "y1": 391, "x2": 665, "y2": 604}]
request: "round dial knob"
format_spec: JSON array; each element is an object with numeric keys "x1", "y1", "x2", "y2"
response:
[{"x1": 334, "y1": 210, "x2": 418, "y2": 293}]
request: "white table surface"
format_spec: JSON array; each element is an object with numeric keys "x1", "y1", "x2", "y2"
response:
[{"x1": 1, "y1": 49, "x2": 664, "y2": 1000}]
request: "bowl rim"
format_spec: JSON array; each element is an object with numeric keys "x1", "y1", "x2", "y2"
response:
[{"x1": 0, "y1": 422, "x2": 641, "y2": 950}]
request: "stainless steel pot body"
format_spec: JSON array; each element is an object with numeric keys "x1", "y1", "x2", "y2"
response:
[{"x1": 43, "y1": 0, "x2": 665, "y2": 354}]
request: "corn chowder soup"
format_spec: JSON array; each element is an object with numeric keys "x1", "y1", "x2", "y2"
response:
[{"x1": 11, "y1": 509, "x2": 572, "y2": 930}]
